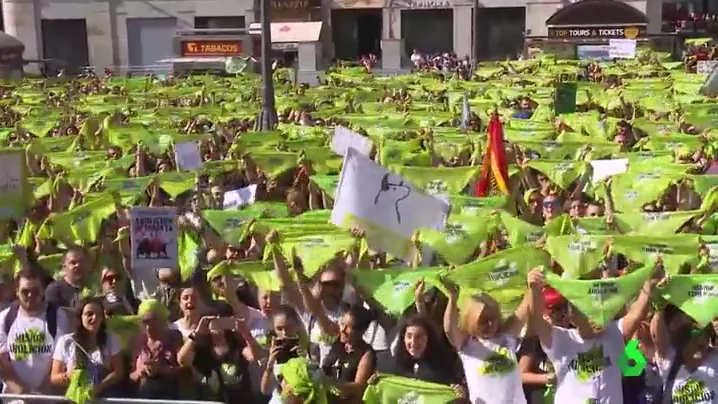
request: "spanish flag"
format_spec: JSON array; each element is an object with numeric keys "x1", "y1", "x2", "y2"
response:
[{"x1": 475, "y1": 113, "x2": 510, "y2": 197}]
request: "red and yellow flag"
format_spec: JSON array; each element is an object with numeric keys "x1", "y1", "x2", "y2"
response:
[{"x1": 475, "y1": 113, "x2": 510, "y2": 197}]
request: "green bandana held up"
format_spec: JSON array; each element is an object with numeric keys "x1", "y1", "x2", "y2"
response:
[
  {"x1": 206, "y1": 260, "x2": 281, "y2": 292},
  {"x1": 525, "y1": 160, "x2": 588, "y2": 190},
  {"x1": 546, "y1": 235, "x2": 612, "y2": 279},
  {"x1": 419, "y1": 212, "x2": 497, "y2": 265},
  {"x1": 447, "y1": 246, "x2": 550, "y2": 314},
  {"x1": 279, "y1": 357, "x2": 329, "y2": 404},
  {"x1": 610, "y1": 234, "x2": 700, "y2": 274},
  {"x1": 248, "y1": 151, "x2": 299, "y2": 178},
  {"x1": 545, "y1": 264, "x2": 654, "y2": 326},
  {"x1": 283, "y1": 232, "x2": 357, "y2": 277},
  {"x1": 178, "y1": 229, "x2": 201, "y2": 282},
  {"x1": 363, "y1": 374, "x2": 460, "y2": 404},
  {"x1": 659, "y1": 274, "x2": 718, "y2": 327},
  {"x1": 38, "y1": 193, "x2": 117, "y2": 246},
  {"x1": 615, "y1": 210, "x2": 702, "y2": 235},
  {"x1": 390, "y1": 165, "x2": 480, "y2": 196},
  {"x1": 353, "y1": 267, "x2": 444, "y2": 317}
]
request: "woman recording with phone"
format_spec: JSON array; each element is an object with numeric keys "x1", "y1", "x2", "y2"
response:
[
  {"x1": 177, "y1": 310, "x2": 264, "y2": 403},
  {"x1": 260, "y1": 305, "x2": 310, "y2": 404}
]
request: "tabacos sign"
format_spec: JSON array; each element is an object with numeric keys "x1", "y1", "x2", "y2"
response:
[
  {"x1": 181, "y1": 40, "x2": 243, "y2": 57},
  {"x1": 548, "y1": 25, "x2": 645, "y2": 39}
]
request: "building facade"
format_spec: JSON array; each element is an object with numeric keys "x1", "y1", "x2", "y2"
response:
[{"x1": 1, "y1": 0, "x2": 665, "y2": 73}]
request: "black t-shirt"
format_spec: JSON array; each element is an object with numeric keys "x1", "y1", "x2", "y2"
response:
[
  {"x1": 45, "y1": 278, "x2": 81, "y2": 308},
  {"x1": 192, "y1": 334, "x2": 252, "y2": 404},
  {"x1": 517, "y1": 336, "x2": 550, "y2": 403},
  {"x1": 322, "y1": 339, "x2": 376, "y2": 383}
]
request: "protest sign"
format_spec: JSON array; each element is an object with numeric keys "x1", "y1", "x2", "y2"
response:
[
  {"x1": 174, "y1": 141, "x2": 203, "y2": 171},
  {"x1": 331, "y1": 126, "x2": 373, "y2": 157},
  {"x1": 0, "y1": 149, "x2": 29, "y2": 219},
  {"x1": 130, "y1": 207, "x2": 178, "y2": 297},
  {"x1": 590, "y1": 158, "x2": 629, "y2": 183},
  {"x1": 331, "y1": 147, "x2": 448, "y2": 259},
  {"x1": 223, "y1": 184, "x2": 258, "y2": 209},
  {"x1": 609, "y1": 39, "x2": 636, "y2": 59}
]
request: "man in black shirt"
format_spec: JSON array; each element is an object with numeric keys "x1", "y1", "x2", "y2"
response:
[{"x1": 45, "y1": 246, "x2": 88, "y2": 308}]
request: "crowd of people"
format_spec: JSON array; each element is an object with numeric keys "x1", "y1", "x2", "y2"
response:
[{"x1": 0, "y1": 53, "x2": 716, "y2": 404}]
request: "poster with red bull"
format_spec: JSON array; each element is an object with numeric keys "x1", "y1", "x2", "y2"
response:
[{"x1": 130, "y1": 207, "x2": 178, "y2": 272}]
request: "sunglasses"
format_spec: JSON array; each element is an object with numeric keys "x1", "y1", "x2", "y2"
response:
[
  {"x1": 19, "y1": 288, "x2": 40, "y2": 297},
  {"x1": 103, "y1": 274, "x2": 120, "y2": 283},
  {"x1": 320, "y1": 280, "x2": 342, "y2": 289},
  {"x1": 543, "y1": 200, "x2": 558, "y2": 208}
]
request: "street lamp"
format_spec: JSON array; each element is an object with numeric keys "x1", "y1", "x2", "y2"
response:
[{"x1": 257, "y1": 0, "x2": 278, "y2": 130}]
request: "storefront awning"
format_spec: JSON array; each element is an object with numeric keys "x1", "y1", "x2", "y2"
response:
[
  {"x1": 248, "y1": 22, "x2": 323, "y2": 43},
  {"x1": 156, "y1": 57, "x2": 228, "y2": 64},
  {"x1": 545, "y1": 0, "x2": 648, "y2": 40},
  {"x1": 545, "y1": 0, "x2": 648, "y2": 28}
]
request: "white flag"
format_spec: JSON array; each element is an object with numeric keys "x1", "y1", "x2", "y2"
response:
[{"x1": 331, "y1": 147, "x2": 447, "y2": 259}]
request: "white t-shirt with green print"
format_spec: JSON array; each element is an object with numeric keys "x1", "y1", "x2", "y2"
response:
[
  {"x1": 459, "y1": 334, "x2": 526, "y2": 404},
  {"x1": 657, "y1": 348, "x2": 718, "y2": 404},
  {"x1": 543, "y1": 319, "x2": 625, "y2": 404},
  {"x1": 0, "y1": 306, "x2": 71, "y2": 393}
]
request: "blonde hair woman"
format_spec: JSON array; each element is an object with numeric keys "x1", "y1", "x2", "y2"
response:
[{"x1": 442, "y1": 278, "x2": 530, "y2": 404}]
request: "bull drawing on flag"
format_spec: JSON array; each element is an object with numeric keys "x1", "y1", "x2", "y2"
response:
[{"x1": 136, "y1": 233, "x2": 168, "y2": 259}]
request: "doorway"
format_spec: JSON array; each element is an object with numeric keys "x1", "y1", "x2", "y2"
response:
[
  {"x1": 331, "y1": 9, "x2": 382, "y2": 61},
  {"x1": 41, "y1": 19, "x2": 90, "y2": 75},
  {"x1": 401, "y1": 9, "x2": 453, "y2": 56},
  {"x1": 357, "y1": 11, "x2": 382, "y2": 57},
  {"x1": 476, "y1": 7, "x2": 525, "y2": 60}
]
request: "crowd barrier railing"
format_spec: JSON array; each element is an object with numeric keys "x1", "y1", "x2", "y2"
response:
[{"x1": 0, "y1": 394, "x2": 224, "y2": 404}]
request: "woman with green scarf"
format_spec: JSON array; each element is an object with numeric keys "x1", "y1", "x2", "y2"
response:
[
  {"x1": 129, "y1": 299, "x2": 184, "y2": 399},
  {"x1": 278, "y1": 357, "x2": 330, "y2": 404}
]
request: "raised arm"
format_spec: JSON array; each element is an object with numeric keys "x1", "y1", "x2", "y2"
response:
[
  {"x1": 528, "y1": 268, "x2": 553, "y2": 349},
  {"x1": 441, "y1": 277, "x2": 468, "y2": 350},
  {"x1": 295, "y1": 267, "x2": 339, "y2": 338},
  {"x1": 502, "y1": 289, "x2": 531, "y2": 338},
  {"x1": 621, "y1": 261, "x2": 665, "y2": 339},
  {"x1": 650, "y1": 309, "x2": 670, "y2": 359},
  {"x1": 266, "y1": 230, "x2": 305, "y2": 311}
]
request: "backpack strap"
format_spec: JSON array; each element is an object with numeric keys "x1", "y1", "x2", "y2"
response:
[
  {"x1": 659, "y1": 350, "x2": 683, "y2": 404},
  {"x1": 3, "y1": 302, "x2": 19, "y2": 335},
  {"x1": 308, "y1": 314, "x2": 317, "y2": 339},
  {"x1": 46, "y1": 303, "x2": 58, "y2": 340}
]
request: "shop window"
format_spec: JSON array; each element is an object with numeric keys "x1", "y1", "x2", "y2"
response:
[
  {"x1": 662, "y1": 0, "x2": 718, "y2": 33},
  {"x1": 194, "y1": 16, "x2": 246, "y2": 34},
  {"x1": 41, "y1": 19, "x2": 90, "y2": 75}
]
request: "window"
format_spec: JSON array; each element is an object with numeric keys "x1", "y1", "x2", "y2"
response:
[{"x1": 194, "y1": 16, "x2": 246, "y2": 32}]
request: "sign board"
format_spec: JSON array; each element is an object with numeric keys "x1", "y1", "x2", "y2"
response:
[
  {"x1": 394, "y1": 0, "x2": 451, "y2": 8},
  {"x1": 577, "y1": 45, "x2": 612, "y2": 61},
  {"x1": 700, "y1": 62, "x2": 718, "y2": 96},
  {"x1": 555, "y1": 82, "x2": 578, "y2": 115},
  {"x1": 271, "y1": 0, "x2": 320, "y2": 10},
  {"x1": 698, "y1": 60, "x2": 718, "y2": 75},
  {"x1": 547, "y1": 25, "x2": 645, "y2": 39},
  {"x1": 608, "y1": 39, "x2": 636, "y2": 59},
  {"x1": 181, "y1": 40, "x2": 243, "y2": 57}
]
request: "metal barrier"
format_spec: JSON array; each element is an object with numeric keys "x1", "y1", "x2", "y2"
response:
[{"x1": 0, "y1": 394, "x2": 224, "y2": 404}]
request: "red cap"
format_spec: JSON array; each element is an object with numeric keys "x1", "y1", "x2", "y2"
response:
[{"x1": 543, "y1": 286, "x2": 566, "y2": 312}]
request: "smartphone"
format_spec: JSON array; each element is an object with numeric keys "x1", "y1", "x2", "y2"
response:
[
  {"x1": 212, "y1": 317, "x2": 235, "y2": 331},
  {"x1": 274, "y1": 336, "x2": 300, "y2": 364}
]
